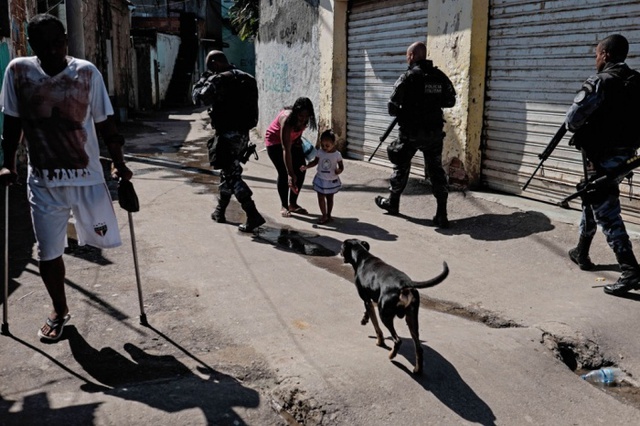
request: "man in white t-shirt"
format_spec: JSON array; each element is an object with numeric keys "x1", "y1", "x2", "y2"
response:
[{"x1": 0, "y1": 14, "x2": 133, "y2": 341}]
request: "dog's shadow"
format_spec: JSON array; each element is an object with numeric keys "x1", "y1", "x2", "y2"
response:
[{"x1": 390, "y1": 342, "x2": 497, "y2": 426}]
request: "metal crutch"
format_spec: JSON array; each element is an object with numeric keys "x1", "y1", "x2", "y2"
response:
[
  {"x1": 118, "y1": 179, "x2": 147, "y2": 326},
  {"x1": 2, "y1": 187, "x2": 9, "y2": 335},
  {"x1": 128, "y1": 209, "x2": 147, "y2": 326}
]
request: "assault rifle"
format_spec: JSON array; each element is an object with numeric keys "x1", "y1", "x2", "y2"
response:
[
  {"x1": 240, "y1": 142, "x2": 258, "y2": 164},
  {"x1": 522, "y1": 123, "x2": 567, "y2": 191},
  {"x1": 367, "y1": 117, "x2": 399, "y2": 162},
  {"x1": 559, "y1": 154, "x2": 640, "y2": 207}
]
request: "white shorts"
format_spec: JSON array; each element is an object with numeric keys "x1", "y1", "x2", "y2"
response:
[{"x1": 28, "y1": 183, "x2": 122, "y2": 261}]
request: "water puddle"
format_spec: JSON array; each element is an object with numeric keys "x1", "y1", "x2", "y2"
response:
[{"x1": 254, "y1": 227, "x2": 336, "y2": 257}]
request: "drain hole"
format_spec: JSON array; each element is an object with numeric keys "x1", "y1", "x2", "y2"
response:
[
  {"x1": 556, "y1": 343, "x2": 578, "y2": 371},
  {"x1": 540, "y1": 329, "x2": 640, "y2": 409},
  {"x1": 541, "y1": 331, "x2": 609, "y2": 371}
]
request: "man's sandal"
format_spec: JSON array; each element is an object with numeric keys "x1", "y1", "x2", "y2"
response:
[{"x1": 38, "y1": 314, "x2": 71, "y2": 341}]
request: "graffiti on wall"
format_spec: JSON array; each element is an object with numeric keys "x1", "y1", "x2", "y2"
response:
[{"x1": 263, "y1": 57, "x2": 291, "y2": 93}]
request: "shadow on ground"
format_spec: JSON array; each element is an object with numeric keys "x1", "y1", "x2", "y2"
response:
[
  {"x1": 396, "y1": 210, "x2": 555, "y2": 241},
  {"x1": 392, "y1": 344, "x2": 497, "y2": 426},
  {"x1": 66, "y1": 325, "x2": 262, "y2": 425},
  {"x1": 0, "y1": 178, "x2": 36, "y2": 317}
]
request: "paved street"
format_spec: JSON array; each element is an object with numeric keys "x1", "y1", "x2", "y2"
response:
[{"x1": 2, "y1": 107, "x2": 640, "y2": 425}]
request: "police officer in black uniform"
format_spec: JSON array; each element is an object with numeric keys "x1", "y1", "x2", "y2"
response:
[
  {"x1": 565, "y1": 34, "x2": 640, "y2": 295},
  {"x1": 375, "y1": 41, "x2": 456, "y2": 227},
  {"x1": 192, "y1": 50, "x2": 265, "y2": 232}
]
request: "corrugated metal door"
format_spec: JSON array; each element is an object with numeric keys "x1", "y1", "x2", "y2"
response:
[
  {"x1": 482, "y1": 0, "x2": 640, "y2": 222},
  {"x1": 346, "y1": 0, "x2": 428, "y2": 169}
]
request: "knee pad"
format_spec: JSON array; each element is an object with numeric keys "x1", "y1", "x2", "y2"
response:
[
  {"x1": 234, "y1": 183, "x2": 253, "y2": 203},
  {"x1": 219, "y1": 181, "x2": 233, "y2": 198}
]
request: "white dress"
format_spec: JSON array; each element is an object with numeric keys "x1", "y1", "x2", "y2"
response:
[{"x1": 312, "y1": 149, "x2": 342, "y2": 195}]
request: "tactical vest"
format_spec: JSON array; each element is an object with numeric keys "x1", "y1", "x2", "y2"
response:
[
  {"x1": 399, "y1": 60, "x2": 454, "y2": 131},
  {"x1": 580, "y1": 64, "x2": 640, "y2": 160}
]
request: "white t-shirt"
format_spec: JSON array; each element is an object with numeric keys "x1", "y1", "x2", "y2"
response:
[
  {"x1": 0, "y1": 56, "x2": 114, "y2": 187},
  {"x1": 315, "y1": 149, "x2": 343, "y2": 180}
]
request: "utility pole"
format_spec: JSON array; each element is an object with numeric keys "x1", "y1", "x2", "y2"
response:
[{"x1": 65, "y1": 0, "x2": 85, "y2": 59}]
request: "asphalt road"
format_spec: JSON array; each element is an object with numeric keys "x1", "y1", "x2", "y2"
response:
[{"x1": 2, "y1": 107, "x2": 640, "y2": 425}]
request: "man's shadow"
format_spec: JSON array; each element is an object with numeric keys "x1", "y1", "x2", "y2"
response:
[
  {"x1": 391, "y1": 342, "x2": 497, "y2": 426},
  {"x1": 0, "y1": 392, "x2": 101, "y2": 426},
  {"x1": 398, "y1": 210, "x2": 554, "y2": 241},
  {"x1": 65, "y1": 326, "x2": 261, "y2": 425}
]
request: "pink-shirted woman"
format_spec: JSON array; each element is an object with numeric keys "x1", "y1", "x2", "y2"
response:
[{"x1": 264, "y1": 97, "x2": 317, "y2": 217}]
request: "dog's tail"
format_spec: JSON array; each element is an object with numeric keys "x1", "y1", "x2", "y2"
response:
[{"x1": 410, "y1": 262, "x2": 449, "y2": 289}]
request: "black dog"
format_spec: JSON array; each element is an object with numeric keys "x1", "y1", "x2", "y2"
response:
[{"x1": 341, "y1": 238, "x2": 449, "y2": 374}]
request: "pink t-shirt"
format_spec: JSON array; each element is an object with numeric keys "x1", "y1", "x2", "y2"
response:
[{"x1": 264, "y1": 109, "x2": 305, "y2": 147}]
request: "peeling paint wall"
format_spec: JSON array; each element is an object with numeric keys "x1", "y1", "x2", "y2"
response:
[
  {"x1": 256, "y1": 0, "x2": 321, "y2": 140},
  {"x1": 1, "y1": 0, "x2": 35, "y2": 163},
  {"x1": 110, "y1": 2, "x2": 133, "y2": 112},
  {"x1": 427, "y1": 0, "x2": 488, "y2": 187},
  {"x1": 156, "y1": 33, "x2": 181, "y2": 106},
  {"x1": 318, "y1": 0, "x2": 347, "y2": 146},
  {"x1": 83, "y1": 1, "x2": 133, "y2": 112},
  {"x1": 8, "y1": 0, "x2": 31, "y2": 58}
]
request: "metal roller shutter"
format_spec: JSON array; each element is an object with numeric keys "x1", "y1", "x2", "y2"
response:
[
  {"x1": 346, "y1": 0, "x2": 428, "y2": 170},
  {"x1": 482, "y1": 0, "x2": 640, "y2": 222}
]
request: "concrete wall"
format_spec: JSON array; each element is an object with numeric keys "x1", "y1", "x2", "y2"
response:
[
  {"x1": 82, "y1": 1, "x2": 133, "y2": 113},
  {"x1": 426, "y1": 0, "x2": 488, "y2": 187},
  {"x1": 156, "y1": 33, "x2": 181, "y2": 107},
  {"x1": 318, "y1": 0, "x2": 347, "y2": 146},
  {"x1": 7, "y1": 0, "x2": 31, "y2": 58},
  {"x1": 256, "y1": 0, "x2": 321, "y2": 141}
]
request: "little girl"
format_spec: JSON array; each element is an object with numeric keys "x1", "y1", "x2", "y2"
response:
[{"x1": 301, "y1": 129, "x2": 344, "y2": 224}]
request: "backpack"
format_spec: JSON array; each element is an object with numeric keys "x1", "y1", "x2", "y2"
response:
[
  {"x1": 606, "y1": 67, "x2": 640, "y2": 149},
  {"x1": 219, "y1": 69, "x2": 259, "y2": 131}
]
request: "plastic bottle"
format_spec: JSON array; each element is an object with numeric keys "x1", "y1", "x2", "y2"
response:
[{"x1": 580, "y1": 367, "x2": 624, "y2": 385}]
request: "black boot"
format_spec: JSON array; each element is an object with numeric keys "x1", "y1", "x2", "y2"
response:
[
  {"x1": 568, "y1": 236, "x2": 595, "y2": 270},
  {"x1": 432, "y1": 195, "x2": 449, "y2": 228},
  {"x1": 238, "y1": 200, "x2": 266, "y2": 233},
  {"x1": 604, "y1": 251, "x2": 640, "y2": 295},
  {"x1": 375, "y1": 194, "x2": 399, "y2": 215},
  {"x1": 211, "y1": 194, "x2": 231, "y2": 223}
]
